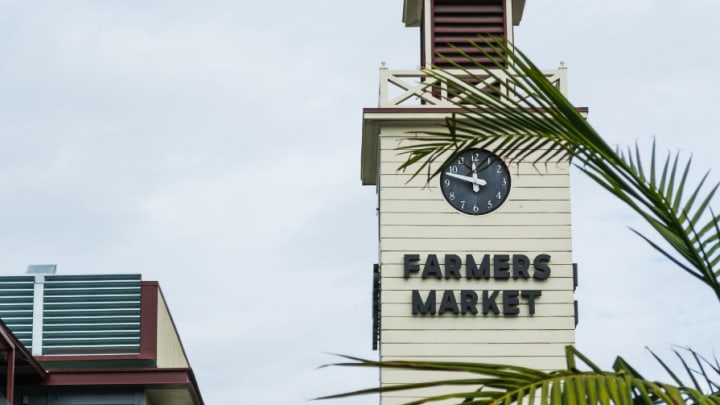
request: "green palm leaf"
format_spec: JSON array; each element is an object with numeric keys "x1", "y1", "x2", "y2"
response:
[
  {"x1": 396, "y1": 37, "x2": 720, "y2": 301},
  {"x1": 317, "y1": 348, "x2": 720, "y2": 404}
]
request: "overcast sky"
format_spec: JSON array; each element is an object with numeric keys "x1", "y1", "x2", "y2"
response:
[{"x1": 1, "y1": 1, "x2": 719, "y2": 404}]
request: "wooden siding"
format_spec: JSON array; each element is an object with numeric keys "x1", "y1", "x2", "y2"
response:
[{"x1": 376, "y1": 125, "x2": 575, "y2": 403}]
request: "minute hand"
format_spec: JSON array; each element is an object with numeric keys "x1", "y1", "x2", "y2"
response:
[{"x1": 445, "y1": 172, "x2": 487, "y2": 186}]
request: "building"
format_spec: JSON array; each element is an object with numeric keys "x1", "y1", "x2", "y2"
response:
[
  {"x1": 362, "y1": 1, "x2": 581, "y2": 403},
  {"x1": 0, "y1": 265, "x2": 203, "y2": 405}
]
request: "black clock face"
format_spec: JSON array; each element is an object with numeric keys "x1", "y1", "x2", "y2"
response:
[{"x1": 440, "y1": 149, "x2": 511, "y2": 215}]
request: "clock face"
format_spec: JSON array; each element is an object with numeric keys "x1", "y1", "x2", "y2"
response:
[{"x1": 440, "y1": 149, "x2": 511, "y2": 215}]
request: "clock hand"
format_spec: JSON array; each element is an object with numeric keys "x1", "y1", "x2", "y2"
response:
[
  {"x1": 445, "y1": 171, "x2": 487, "y2": 187},
  {"x1": 471, "y1": 161, "x2": 480, "y2": 193}
]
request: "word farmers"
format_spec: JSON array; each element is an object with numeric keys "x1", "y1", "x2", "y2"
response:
[
  {"x1": 412, "y1": 289, "x2": 542, "y2": 316},
  {"x1": 403, "y1": 253, "x2": 552, "y2": 280}
]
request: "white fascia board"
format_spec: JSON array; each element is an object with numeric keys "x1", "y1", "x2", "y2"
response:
[
  {"x1": 402, "y1": 0, "x2": 525, "y2": 27},
  {"x1": 361, "y1": 111, "x2": 451, "y2": 185}
]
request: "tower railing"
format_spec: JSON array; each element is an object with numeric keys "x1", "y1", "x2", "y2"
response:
[{"x1": 377, "y1": 64, "x2": 568, "y2": 108}]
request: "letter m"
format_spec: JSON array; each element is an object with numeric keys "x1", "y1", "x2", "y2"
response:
[{"x1": 412, "y1": 290, "x2": 436, "y2": 315}]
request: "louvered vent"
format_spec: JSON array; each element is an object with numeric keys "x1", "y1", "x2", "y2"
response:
[
  {"x1": 43, "y1": 274, "x2": 141, "y2": 355},
  {"x1": 430, "y1": 0, "x2": 506, "y2": 68},
  {"x1": 0, "y1": 276, "x2": 35, "y2": 350}
]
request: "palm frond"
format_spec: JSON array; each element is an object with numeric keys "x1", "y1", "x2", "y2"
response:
[
  {"x1": 317, "y1": 349, "x2": 720, "y2": 404},
  {"x1": 648, "y1": 347, "x2": 720, "y2": 395},
  {"x1": 397, "y1": 37, "x2": 720, "y2": 301}
]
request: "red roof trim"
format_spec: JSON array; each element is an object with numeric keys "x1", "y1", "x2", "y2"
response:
[
  {"x1": 43, "y1": 368, "x2": 204, "y2": 405},
  {"x1": 45, "y1": 368, "x2": 191, "y2": 385},
  {"x1": 364, "y1": 107, "x2": 590, "y2": 114},
  {"x1": 140, "y1": 281, "x2": 159, "y2": 359},
  {"x1": 365, "y1": 107, "x2": 464, "y2": 114},
  {"x1": 0, "y1": 320, "x2": 48, "y2": 379}
]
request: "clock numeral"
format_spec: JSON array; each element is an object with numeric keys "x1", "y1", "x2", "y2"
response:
[
  {"x1": 450, "y1": 166, "x2": 459, "y2": 174},
  {"x1": 487, "y1": 200, "x2": 493, "y2": 209},
  {"x1": 472, "y1": 152, "x2": 480, "y2": 162},
  {"x1": 460, "y1": 201, "x2": 466, "y2": 209},
  {"x1": 449, "y1": 192, "x2": 455, "y2": 201},
  {"x1": 458, "y1": 156, "x2": 465, "y2": 165},
  {"x1": 502, "y1": 177, "x2": 507, "y2": 186},
  {"x1": 496, "y1": 192, "x2": 502, "y2": 200},
  {"x1": 496, "y1": 165, "x2": 502, "y2": 174},
  {"x1": 444, "y1": 179, "x2": 451, "y2": 187},
  {"x1": 473, "y1": 204, "x2": 479, "y2": 213}
]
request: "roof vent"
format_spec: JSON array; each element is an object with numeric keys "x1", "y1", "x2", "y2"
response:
[{"x1": 26, "y1": 264, "x2": 57, "y2": 275}]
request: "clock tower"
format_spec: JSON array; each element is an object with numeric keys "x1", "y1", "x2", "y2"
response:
[{"x1": 361, "y1": 0, "x2": 577, "y2": 403}]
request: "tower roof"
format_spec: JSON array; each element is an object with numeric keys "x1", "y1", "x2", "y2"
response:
[{"x1": 403, "y1": 0, "x2": 527, "y2": 27}]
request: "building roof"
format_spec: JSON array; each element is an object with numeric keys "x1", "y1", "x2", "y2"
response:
[{"x1": 0, "y1": 273, "x2": 204, "y2": 405}]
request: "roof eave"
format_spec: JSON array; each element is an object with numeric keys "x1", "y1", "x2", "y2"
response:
[
  {"x1": 512, "y1": 0, "x2": 527, "y2": 25},
  {"x1": 403, "y1": 0, "x2": 527, "y2": 27},
  {"x1": 402, "y1": 0, "x2": 422, "y2": 27}
]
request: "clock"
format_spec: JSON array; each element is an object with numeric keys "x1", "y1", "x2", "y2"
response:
[{"x1": 440, "y1": 148, "x2": 511, "y2": 215}]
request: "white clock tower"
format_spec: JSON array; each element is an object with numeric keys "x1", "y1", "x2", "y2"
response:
[{"x1": 361, "y1": 1, "x2": 579, "y2": 403}]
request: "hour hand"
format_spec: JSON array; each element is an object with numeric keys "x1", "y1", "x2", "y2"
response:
[{"x1": 445, "y1": 171, "x2": 487, "y2": 186}]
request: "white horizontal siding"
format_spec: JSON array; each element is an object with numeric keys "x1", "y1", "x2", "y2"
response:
[
  {"x1": 382, "y1": 225, "x2": 571, "y2": 239},
  {"x1": 381, "y1": 172, "x2": 570, "y2": 188},
  {"x1": 382, "y1": 342, "x2": 569, "y2": 357},
  {"x1": 379, "y1": 160, "x2": 571, "y2": 175},
  {"x1": 382, "y1": 329, "x2": 575, "y2": 343},
  {"x1": 375, "y1": 125, "x2": 575, "y2": 405},
  {"x1": 381, "y1": 398, "x2": 463, "y2": 405},
  {"x1": 379, "y1": 135, "x2": 572, "y2": 161},
  {"x1": 381, "y1": 369, "x2": 500, "y2": 384},
  {"x1": 380, "y1": 356, "x2": 567, "y2": 370},
  {"x1": 382, "y1": 316, "x2": 575, "y2": 330},
  {"x1": 378, "y1": 373, "x2": 567, "y2": 405},
  {"x1": 381, "y1": 238, "x2": 571, "y2": 252},
  {"x1": 381, "y1": 186, "x2": 571, "y2": 201},
  {"x1": 380, "y1": 212, "x2": 572, "y2": 226},
  {"x1": 381, "y1": 199, "x2": 571, "y2": 213}
]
